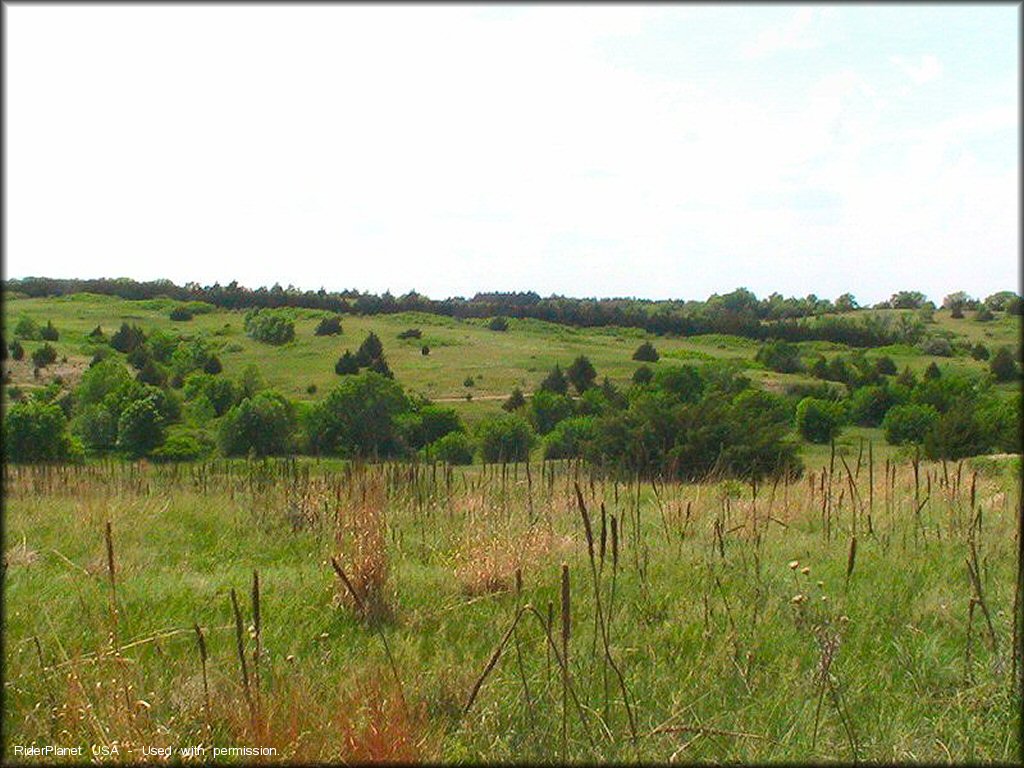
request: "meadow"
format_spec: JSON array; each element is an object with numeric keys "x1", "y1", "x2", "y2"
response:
[{"x1": 3, "y1": 453, "x2": 1021, "y2": 763}]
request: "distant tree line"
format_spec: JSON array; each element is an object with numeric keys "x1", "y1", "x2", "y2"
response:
[{"x1": 10, "y1": 278, "x2": 1017, "y2": 348}]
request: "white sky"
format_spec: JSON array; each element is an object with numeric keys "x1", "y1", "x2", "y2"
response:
[{"x1": 5, "y1": 4, "x2": 1019, "y2": 305}]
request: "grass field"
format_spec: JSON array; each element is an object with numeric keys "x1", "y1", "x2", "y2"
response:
[{"x1": 3, "y1": 455, "x2": 1020, "y2": 763}]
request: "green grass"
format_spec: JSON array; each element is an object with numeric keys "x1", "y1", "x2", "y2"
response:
[{"x1": 3, "y1": 458, "x2": 1020, "y2": 762}]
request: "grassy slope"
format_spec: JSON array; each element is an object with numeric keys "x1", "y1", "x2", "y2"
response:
[{"x1": 4, "y1": 293, "x2": 1019, "y2": 442}]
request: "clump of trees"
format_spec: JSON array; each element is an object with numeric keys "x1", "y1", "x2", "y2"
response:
[{"x1": 336, "y1": 332, "x2": 393, "y2": 378}]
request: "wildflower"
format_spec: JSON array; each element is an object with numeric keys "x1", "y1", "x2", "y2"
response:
[
  {"x1": 791, "y1": 593, "x2": 806, "y2": 604},
  {"x1": 788, "y1": 560, "x2": 799, "y2": 570},
  {"x1": 801, "y1": 566, "x2": 811, "y2": 575}
]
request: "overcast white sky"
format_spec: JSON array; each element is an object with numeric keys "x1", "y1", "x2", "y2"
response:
[{"x1": 5, "y1": 4, "x2": 1019, "y2": 304}]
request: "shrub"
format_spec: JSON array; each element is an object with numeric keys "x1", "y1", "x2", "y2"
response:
[
  {"x1": 397, "y1": 328, "x2": 421, "y2": 339},
  {"x1": 354, "y1": 332, "x2": 385, "y2": 366},
  {"x1": 976, "y1": 396, "x2": 1022, "y2": 453},
  {"x1": 169, "y1": 306, "x2": 194, "y2": 321},
  {"x1": 402, "y1": 405, "x2": 464, "y2": 449},
  {"x1": 335, "y1": 351, "x2": 360, "y2": 375},
  {"x1": 632, "y1": 365, "x2": 653, "y2": 385},
  {"x1": 848, "y1": 385, "x2": 894, "y2": 427},
  {"x1": 218, "y1": 391, "x2": 296, "y2": 457},
  {"x1": 87, "y1": 326, "x2": 106, "y2": 341},
  {"x1": 503, "y1": 387, "x2": 526, "y2": 412},
  {"x1": 874, "y1": 355, "x2": 898, "y2": 376},
  {"x1": 924, "y1": 403, "x2": 987, "y2": 460},
  {"x1": 529, "y1": 390, "x2": 575, "y2": 434},
  {"x1": 539, "y1": 365, "x2": 568, "y2": 395},
  {"x1": 77, "y1": 359, "x2": 133, "y2": 408},
  {"x1": 307, "y1": 383, "x2": 318, "y2": 394},
  {"x1": 971, "y1": 343, "x2": 990, "y2": 361},
  {"x1": 203, "y1": 355, "x2": 223, "y2": 375},
  {"x1": 567, "y1": 355, "x2": 597, "y2": 393},
  {"x1": 9, "y1": 340, "x2": 24, "y2": 360},
  {"x1": 488, "y1": 316, "x2": 509, "y2": 332},
  {"x1": 40, "y1": 321, "x2": 59, "y2": 341},
  {"x1": 974, "y1": 306, "x2": 994, "y2": 322},
  {"x1": 136, "y1": 359, "x2": 168, "y2": 387},
  {"x1": 919, "y1": 337, "x2": 953, "y2": 357},
  {"x1": 795, "y1": 397, "x2": 843, "y2": 443},
  {"x1": 653, "y1": 365, "x2": 704, "y2": 404},
  {"x1": 463, "y1": 376, "x2": 475, "y2": 388},
  {"x1": 150, "y1": 433, "x2": 208, "y2": 462},
  {"x1": 632, "y1": 341, "x2": 659, "y2": 362},
  {"x1": 426, "y1": 432, "x2": 474, "y2": 465},
  {"x1": 3, "y1": 400, "x2": 75, "y2": 462},
  {"x1": 368, "y1": 356, "x2": 394, "y2": 379},
  {"x1": 116, "y1": 397, "x2": 165, "y2": 457},
  {"x1": 110, "y1": 322, "x2": 146, "y2": 353},
  {"x1": 14, "y1": 317, "x2": 40, "y2": 340},
  {"x1": 244, "y1": 309, "x2": 295, "y2": 345},
  {"x1": 477, "y1": 413, "x2": 535, "y2": 462},
  {"x1": 755, "y1": 340, "x2": 802, "y2": 373},
  {"x1": 421, "y1": 345, "x2": 430, "y2": 356},
  {"x1": 543, "y1": 416, "x2": 596, "y2": 459},
  {"x1": 305, "y1": 372, "x2": 411, "y2": 458},
  {"x1": 31, "y1": 344, "x2": 58, "y2": 368},
  {"x1": 923, "y1": 362, "x2": 941, "y2": 381},
  {"x1": 315, "y1": 316, "x2": 343, "y2": 336},
  {"x1": 990, "y1": 347, "x2": 1019, "y2": 382},
  {"x1": 170, "y1": 338, "x2": 213, "y2": 379},
  {"x1": 883, "y1": 403, "x2": 939, "y2": 445}
]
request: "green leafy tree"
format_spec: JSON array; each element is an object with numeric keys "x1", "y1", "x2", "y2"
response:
[
  {"x1": 238, "y1": 364, "x2": 265, "y2": 399},
  {"x1": 755, "y1": 340, "x2": 802, "y2": 373},
  {"x1": 3, "y1": 400, "x2": 75, "y2": 462},
  {"x1": 218, "y1": 391, "x2": 296, "y2": 457},
  {"x1": 795, "y1": 397, "x2": 843, "y2": 443},
  {"x1": 654, "y1": 365, "x2": 704, "y2": 403},
  {"x1": 116, "y1": 397, "x2": 165, "y2": 457},
  {"x1": 848, "y1": 385, "x2": 894, "y2": 427},
  {"x1": 14, "y1": 317, "x2": 40, "y2": 340},
  {"x1": 529, "y1": 390, "x2": 575, "y2": 434},
  {"x1": 110, "y1": 322, "x2": 146, "y2": 353},
  {"x1": 72, "y1": 404, "x2": 119, "y2": 450},
  {"x1": 243, "y1": 309, "x2": 295, "y2": 345},
  {"x1": 924, "y1": 403, "x2": 987, "y2": 460},
  {"x1": 543, "y1": 416, "x2": 596, "y2": 459},
  {"x1": 476, "y1": 413, "x2": 535, "y2": 462},
  {"x1": 305, "y1": 372, "x2": 411, "y2": 458},
  {"x1": 566, "y1": 355, "x2": 598, "y2": 393},
  {"x1": 632, "y1": 341, "x2": 659, "y2": 362},
  {"x1": 354, "y1": 332, "x2": 385, "y2": 367}
]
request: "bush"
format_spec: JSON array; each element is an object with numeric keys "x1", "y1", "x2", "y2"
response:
[
  {"x1": 368, "y1": 356, "x2": 394, "y2": 379},
  {"x1": 971, "y1": 343, "x2": 990, "y2": 361},
  {"x1": 653, "y1": 365, "x2": 704, "y2": 403},
  {"x1": 632, "y1": 365, "x2": 654, "y2": 385},
  {"x1": 150, "y1": 433, "x2": 209, "y2": 462},
  {"x1": 397, "y1": 328, "x2": 421, "y2": 339},
  {"x1": 539, "y1": 365, "x2": 568, "y2": 395},
  {"x1": 88, "y1": 326, "x2": 106, "y2": 341},
  {"x1": 31, "y1": 344, "x2": 58, "y2": 368},
  {"x1": 170, "y1": 338, "x2": 213, "y2": 379},
  {"x1": 848, "y1": 385, "x2": 895, "y2": 427},
  {"x1": 314, "y1": 316, "x2": 343, "y2": 336},
  {"x1": 9, "y1": 340, "x2": 24, "y2": 360},
  {"x1": 567, "y1": 355, "x2": 597, "y2": 393},
  {"x1": 755, "y1": 340, "x2": 802, "y2": 373},
  {"x1": 976, "y1": 396, "x2": 1022, "y2": 453},
  {"x1": 874, "y1": 356, "x2": 898, "y2": 376},
  {"x1": 355, "y1": 332, "x2": 385, "y2": 366},
  {"x1": 488, "y1": 316, "x2": 509, "y2": 332},
  {"x1": 305, "y1": 372, "x2": 411, "y2": 458},
  {"x1": 883, "y1": 404, "x2": 939, "y2": 445},
  {"x1": 463, "y1": 376, "x2": 475, "y2": 388},
  {"x1": 3, "y1": 400, "x2": 75, "y2": 462},
  {"x1": 477, "y1": 413, "x2": 535, "y2": 462},
  {"x1": 203, "y1": 355, "x2": 223, "y2": 375},
  {"x1": 136, "y1": 359, "x2": 168, "y2": 387},
  {"x1": 335, "y1": 351, "x2": 360, "y2": 375},
  {"x1": 529, "y1": 390, "x2": 575, "y2": 434},
  {"x1": 169, "y1": 306, "x2": 194, "y2": 321},
  {"x1": 632, "y1": 341, "x2": 659, "y2": 362},
  {"x1": 403, "y1": 405, "x2": 465, "y2": 449},
  {"x1": 795, "y1": 397, "x2": 843, "y2": 443},
  {"x1": 218, "y1": 391, "x2": 296, "y2": 457},
  {"x1": 923, "y1": 362, "x2": 941, "y2": 381},
  {"x1": 110, "y1": 322, "x2": 146, "y2": 353},
  {"x1": 543, "y1": 416, "x2": 596, "y2": 459},
  {"x1": 919, "y1": 337, "x2": 953, "y2": 357},
  {"x1": 116, "y1": 397, "x2": 165, "y2": 457},
  {"x1": 244, "y1": 309, "x2": 295, "y2": 345},
  {"x1": 421, "y1": 345, "x2": 430, "y2": 356},
  {"x1": 427, "y1": 432, "x2": 474, "y2": 465},
  {"x1": 503, "y1": 387, "x2": 526, "y2": 411},
  {"x1": 40, "y1": 321, "x2": 59, "y2": 341},
  {"x1": 990, "y1": 347, "x2": 1019, "y2": 382},
  {"x1": 924, "y1": 403, "x2": 987, "y2": 460},
  {"x1": 974, "y1": 306, "x2": 994, "y2": 322},
  {"x1": 14, "y1": 317, "x2": 40, "y2": 340}
]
